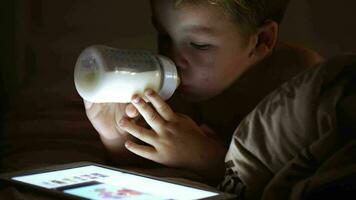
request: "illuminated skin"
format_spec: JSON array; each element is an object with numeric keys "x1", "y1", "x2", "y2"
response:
[
  {"x1": 118, "y1": 0, "x2": 277, "y2": 181},
  {"x1": 151, "y1": 0, "x2": 259, "y2": 101},
  {"x1": 120, "y1": 89, "x2": 227, "y2": 181},
  {"x1": 81, "y1": 0, "x2": 326, "y2": 187},
  {"x1": 84, "y1": 0, "x2": 323, "y2": 183}
]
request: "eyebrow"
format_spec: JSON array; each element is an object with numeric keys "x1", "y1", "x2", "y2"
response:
[{"x1": 183, "y1": 25, "x2": 215, "y2": 33}]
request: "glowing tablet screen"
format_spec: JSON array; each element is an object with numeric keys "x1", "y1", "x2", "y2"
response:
[{"x1": 12, "y1": 165, "x2": 218, "y2": 200}]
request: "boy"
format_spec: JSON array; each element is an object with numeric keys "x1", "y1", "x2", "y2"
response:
[{"x1": 84, "y1": 0, "x2": 322, "y2": 186}]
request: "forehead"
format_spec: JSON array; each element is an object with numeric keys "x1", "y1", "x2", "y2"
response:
[{"x1": 151, "y1": 0, "x2": 239, "y2": 35}]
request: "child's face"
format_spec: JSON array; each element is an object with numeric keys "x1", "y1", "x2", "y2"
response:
[{"x1": 151, "y1": 0, "x2": 257, "y2": 101}]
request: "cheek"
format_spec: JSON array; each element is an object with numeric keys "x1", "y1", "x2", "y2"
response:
[
  {"x1": 190, "y1": 54, "x2": 217, "y2": 84},
  {"x1": 190, "y1": 59, "x2": 223, "y2": 93},
  {"x1": 186, "y1": 50, "x2": 216, "y2": 73},
  {"x1": 196, "y1": 51, "x2": 251, "y2": 93},
  {"x1": 219, "y1": 48, "x2": 251, "y2": 79}
]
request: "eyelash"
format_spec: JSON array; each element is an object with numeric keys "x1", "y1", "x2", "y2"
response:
[
  {"x1": 157, "y1": 33, "x2": 211, "y2": 51},
  {"x1": 190, "y1": 42, "x2": 211, "y2": 50}
]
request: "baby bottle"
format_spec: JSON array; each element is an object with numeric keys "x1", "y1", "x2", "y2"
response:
[{"x1": 74, "y1": 45, "x2": 180, "y2": 103}]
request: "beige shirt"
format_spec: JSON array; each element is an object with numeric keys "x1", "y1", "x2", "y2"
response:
[{"x1": 219, "y1": 55, "x2": 356, "y2": 199}]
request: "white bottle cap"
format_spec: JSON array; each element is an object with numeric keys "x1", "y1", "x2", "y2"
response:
[{"x1": 156, "y1": 55, "x2": 180, "y2": 100}]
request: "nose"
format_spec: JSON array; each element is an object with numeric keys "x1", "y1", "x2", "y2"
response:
[
  {"x1": 157, "y1": 36, "x2": 188, "y2": 72},
  {"x1": 170, "y1": 45, "x2": 189, "y2": 73}
]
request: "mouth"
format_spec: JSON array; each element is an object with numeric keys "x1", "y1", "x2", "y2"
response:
[
  {"x1": 176, "y1": 76, "x2": 190, "y2": 92},
  {"x1": 177, "y1": 83, "x2": 190, "y2": 93}
]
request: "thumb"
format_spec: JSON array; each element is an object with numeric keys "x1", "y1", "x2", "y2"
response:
[{"x1": 83, "y1": 99, "x2": 93, "y2": 110}]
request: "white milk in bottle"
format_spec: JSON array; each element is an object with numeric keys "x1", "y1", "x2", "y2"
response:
[{"x1": 74, "y1": 45, "x2": 179, "y2": 103}]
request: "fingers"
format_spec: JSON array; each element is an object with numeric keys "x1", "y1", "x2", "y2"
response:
[
  {"x1": 119, "y1": 118, "x2": 157, "y2": 145},
  {"x1": 144, "y1": 89, "x2": 176, "y2": 122},
  {"x1": 125, "y1": 141, "x2": 157, "y2": 161},
  {"x1": 131, "y1": 95, "x2": 166, "y2": 132},
  {"x1": 125, "y1": 104, "x2": 139, "y2": 118}
]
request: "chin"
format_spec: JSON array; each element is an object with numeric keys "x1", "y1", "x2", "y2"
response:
[
  {"x1": 177, "y1": 85, "x2": 216, "y2": 102},
  {"x1": 178, "y1": 91, "x2": 212, "y2": 102}
]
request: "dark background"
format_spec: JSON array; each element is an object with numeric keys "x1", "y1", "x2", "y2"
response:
[
  {"x1": 1, "y1": 0, "x2": 156, "y2": 114},
  {"x1": 2, "y1": 0, "x2": 356, "y2": 110},
  {"x1": 0, "y1": 1, "x2": 355, "y2": 199}
]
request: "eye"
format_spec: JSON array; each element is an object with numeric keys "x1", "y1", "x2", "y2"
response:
[{"x1": 190, "y1": 42, "x2": 211, "y2": 50}]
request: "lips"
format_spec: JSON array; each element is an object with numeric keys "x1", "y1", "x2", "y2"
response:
[
  {"x1": 176, "y1": 76, "x2": 189, "y2": 92},
  {"x1": 177, "y1": 83, "x2": 190, "y2": 92},
  {"x1": 178, "y1": 84, "x2": 186, "y2": 90}
]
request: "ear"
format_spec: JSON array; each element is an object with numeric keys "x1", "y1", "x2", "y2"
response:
[{"x1": 249, "y1": 20, "x2": 279, "y2": 61}]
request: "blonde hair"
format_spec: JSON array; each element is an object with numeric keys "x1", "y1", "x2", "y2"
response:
[{"x1": 174, "y1": 0, "x2": 291, "y2": 36}]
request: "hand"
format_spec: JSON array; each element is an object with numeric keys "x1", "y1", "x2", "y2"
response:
[
  {"x1": 83, "y1": 100, "x2": 141, "y2": 156},
  {"x1": 118, "y1": 89, "x2": 227, "y2": 180},
  {"x1": 84, "y1": 100, "x2": 124, "y2": 139}
]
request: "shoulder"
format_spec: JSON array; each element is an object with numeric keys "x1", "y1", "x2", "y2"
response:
[{"x1": 273, "y1": 41, "x2": 324, "y2": 69}]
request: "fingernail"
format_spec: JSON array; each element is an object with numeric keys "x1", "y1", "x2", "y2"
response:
[
  {"x1": 125, "y1": 141, "x2": 131, "y2": 148},
  {"x1": 145, "y1": 89, "x2": 154, "y2": 96},
  {"x1": 132, "y1": 95, "x2": 141, "y2": 104}
]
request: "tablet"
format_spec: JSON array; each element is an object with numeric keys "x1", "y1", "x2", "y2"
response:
[{"x1": 0, "y1": 161, "x2": 236, "y2": 200}]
